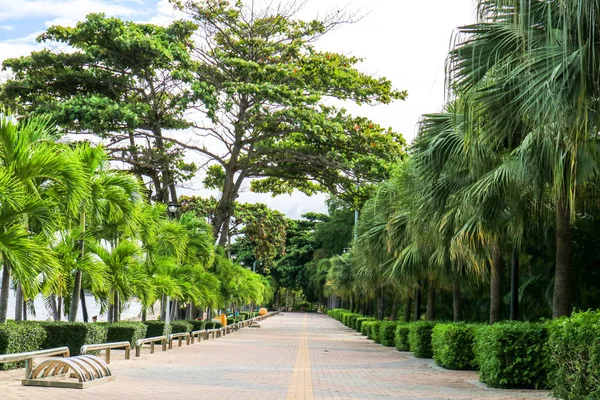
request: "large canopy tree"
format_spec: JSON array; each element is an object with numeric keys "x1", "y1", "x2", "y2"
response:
[
  {"x1": 174, "y1": 0, "x2": 406, "y2": 245},
  {"x1": 0, "y1": 14, "x2": 200, "y2": 204}
]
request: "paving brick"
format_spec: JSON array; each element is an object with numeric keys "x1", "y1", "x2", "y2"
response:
[{"x1": 0, "y1": 313, "x2": 549, "y2": 399}]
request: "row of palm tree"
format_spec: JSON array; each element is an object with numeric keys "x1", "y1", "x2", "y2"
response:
[
  {"x1": 312, "y1": 0, "x2": 600, "y2": 323},
  {"x1": 0, "y1": 110, "x2": 271, "y2": 323}
]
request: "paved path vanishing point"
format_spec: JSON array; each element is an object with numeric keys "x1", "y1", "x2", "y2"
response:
[{"x1": 0, "y1": 313, "x2": 550, "y2": 399}]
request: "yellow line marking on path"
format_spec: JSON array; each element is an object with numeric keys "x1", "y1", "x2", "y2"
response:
[{"x1": 286, "y1": 314, "x2": 314, "y2": 400}]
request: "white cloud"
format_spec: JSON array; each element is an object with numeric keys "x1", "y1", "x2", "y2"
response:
[
  {"x1": 0, "y1": 25, "x2": 14, "y2": 30},
  {"x1": 0, "y1": 0, "x2": 141, "y2": 22}
]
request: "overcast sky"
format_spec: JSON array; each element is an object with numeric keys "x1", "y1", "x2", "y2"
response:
[{"x1": 0, "y1": 0, "x2": 475, "y2": 218}]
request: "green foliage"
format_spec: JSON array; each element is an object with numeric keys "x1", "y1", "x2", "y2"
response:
[
  {"x1": 143, "y1": 321, "x2": 172, "y2": 337},
  {"x1": 204, "y1": 322, "x2": 222, "y2": 329},
  {"x1": 0, "y1": 322, "x2": 46, "y2": 370},
  {"x1": 361, "y1": 321, "x2": 374, "y2": 336},
  {"x1": 431, "y1": 323, "x2": 478, "y2": 370},
  {"x1": 347, "y1": 314, "x2": 360, "y2": 329},
  {"x1": 1, "y1": 14, "x2": 200, "y2": 201},
  {"x1": 356, "y1": 317, "x2": 374, "y2": 332},
  {"x1": 40, "y1": 322, "x2": 107, "y2": 356},
  {"x1": 170, "y1": 320, "x2": 193, "y2": 333},
  {"x1": 395, "y1": 324, "x2": 410, "y2": 351},
  {"x1": 474, "y1": 322, "x2": 548, "y2": 389},
  {"x1": 547, "y1": 311, "x2": 600, "y2": 399},
  {"x1": 408, "y1": 322, "x2": 436, "y2": 358},
  {"x1": 369, "y1": 321, "x2": 383, "y2": 342},
  {"x1": 106, "y1": 322, "x2": 148, "y2": 348},
  {"x1": 379, "y1": 321, "x2": 398, "y2": 347},
  {"x1": 187, "y1": 320, "x2": 206, "y2": 331}
]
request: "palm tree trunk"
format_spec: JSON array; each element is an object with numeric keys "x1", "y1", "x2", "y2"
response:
[
  {"x1": 403, "y1": 296, "x2": 412, "y2": 322},
  {"x1": 57, "y1": 296, "x2": 62, "y2": 321},
  {"x1": 114, "y1": 291, "x2": 120, "y2": 322},
  {"x1": 50, "y1": 295, "x2": 59, "y2": 321},
  {"x1": 391, "y1": 294, "x2": 399, "y2": 321},
  {"x1": 0, "y1": 257, "x2": 11, "y2": 323},
  {"x1": 160, "y1": 294, "x2": 166, "y2": 321},
  {"x1": 490, "y1": 239, "x2": 504, "y2": 324},
  {"x1": 69, "y1": 212, "x2": 86, "y2": 322},
  {"x1": 452, "y1": 280, "x2": 462, "y2": 322},
  {"x1": 22, "y1": 300, "x2": 27, "y2": 320},
  {"x1": 553, "y1": 199, "x2": 572, "y2": 318},
  {"x1": 414, "y1": 285, "x2": 422, "y2": 321},
  {"x1": 426, "y1": 281, "x2": 436, "y2": 321},
  {"x1": 80, "y1": 289, "x2": 89, "y2": 323},
  {"x1": 510, "y1": 245, "x2": 519, "y2": 320},
  {"x1": 107, "y1": 297, "x2": 113, "y2": 323},
  {"x1": 15, "y1": 284, "x2": 23, "y2": 321},
  {"x1": 376, "y1": 292, "x2": 383, "y2": 320}
]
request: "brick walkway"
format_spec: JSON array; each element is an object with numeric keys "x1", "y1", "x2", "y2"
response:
[{"x1": 0, "y1": 313, "x2": 550, "y2": 399}]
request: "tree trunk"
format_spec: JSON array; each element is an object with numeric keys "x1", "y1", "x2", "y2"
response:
[
  {"x1": 142, "y1": 308, "x2": 147, "y2": 322},
  {"x1": 414, "y1": 286, "x2": 422, "y2": 321},
  {"x1": 391, "y1": 294, "x2": 399, "y2": 321},
  {"x1": 114, "y1": 291, "x2": 120, "y2": 322},
  {"x1": 80, "y1": 288, "x2": 89, "y2": 323},
  {"x1": 160, "y1": 294, "x2": 166, "y2": 321},
  {"x1": 403, "y1": 297, "x2": 412, "y2": 322},
  {"x1": 553, "y1": 199, "x2": 572, "y2": 318},
  {"x1": 107, "y1": 294, "x2": 113, "y2": 323},
  {"x1": 22, "y1": 300, "x2": 27, "y2": 320},
  {"x1": 510, "y1": 245, "x2": 519, "y2": 321},
  {"x1": 452, "y1": 280, "x2": 462, "y2": 322},
  {"x1": 70, "y1": 212, "x2": 86, "y2": 322},
  {"x1": 426, "y1": 281, "x2": 436, "y2": 321},
  {"x1": 490, "y1": 239, "x2": 504, "y2": 324},
  {"x1": 15, "y1": 284, "x2": 23, "y2": 321},
  {"x1": 57, "y1": 296, "x2": 62, "y2": 321},
  {"x1": 376, "y1": 291, "x2": 383, "y2": 320},
  {"x1": 50, "y1": 295, "x2": 59, "y2": 321},
  {"x1": 0, "y1": 258, "x2": 11, "y2": 323}
]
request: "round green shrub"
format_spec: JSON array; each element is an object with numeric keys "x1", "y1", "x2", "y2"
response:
[
  {"x1": 395, "y1": 324, "x2": 410, "y2": 351},
  {"x1": 474, "y1": 322, "x2": 548, "y2": 389},
  {"x1": 356, "y1": 317, "x2": 374, "y2": 332},
  {"x1": 361, "y1": 321, "x2": 374, "y2": 336},
  {"x1": 370, "y1": 321, "x2": 383, "y2": 342},
  {"x1": 408, "y1": 321, "x2": 436, "y2": 358},
  {"x1": 379, "y1": 321, "x2": 398, "y2": 347},
  {"x1": 431, "y1": 323, "x2": 478, "y2": 370},
  {"x1": 547, "y1": 311, "x2": 600, "y2": 399}
]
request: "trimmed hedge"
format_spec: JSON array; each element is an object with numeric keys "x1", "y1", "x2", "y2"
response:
[
  {"x1": 143, "y1": 320, "x2": 172, "y2": 337},
  {"x1": 106, "y1": 322, "x2": 148, "y2": 348},
  {"x1": 361, "y1": 321, "x2": 374, "y2": 336},
  {"x1": 408, "y1": 321, "x2": 436, "y2": 358},
  {"x1": 432, "y1": 323, "x2": 477, "y2": 370},
  {"x1": 475, "y1": 322, "x2": 548, "y2": 389},
  {"x1": 171, "y1": 320, "x2": 193, "y2": 333},
  {"x1": 0, "y1": 322, "x2": 46, "y2": 370},
  {"x1": 347, "y1": 314, "x2": 360, "y2": 329},
  {"x1": 40, "y1": 322, "x2": 107, "y2": 356},
  {"x1": 379, "y1": 321, "x2": 397, "y2": 347},
  {"x1": 187, "y1": 320, "x2": 206, "y2": 331},
  {"x1": 547, "y1": 311, "x2": 600, "y2": 399},
  {"x1": 356, "y1": 317, "x2": 374, "y2": 332},
  {"x1": 395, "y1": 324, "x2": 410, "y2": 351},
  {"x1": 204, "y1": 321, "x2": 222, "y2": 329},
  {"x1": 370, "y1": 321, "x2": 383, "y2": 342}
]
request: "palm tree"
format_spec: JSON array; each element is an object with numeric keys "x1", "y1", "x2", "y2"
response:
[
  {"x1": 69, "y1": 144, "x2": 142, "y2": 322},
  {"x1": 449, "y1": 0, "x2": 600, "y2": 317},
  {"x1": 0, "y1": 111, "x2": 86, "y2": 323}
]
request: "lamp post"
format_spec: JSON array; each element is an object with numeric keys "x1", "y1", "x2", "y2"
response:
[{"x1": 164, "y1": 202, "x2": 180, "y2": 334}]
